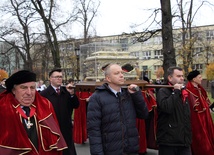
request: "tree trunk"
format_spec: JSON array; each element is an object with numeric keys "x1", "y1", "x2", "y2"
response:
[{"x1": 160, "y1": 0, "x2": 176, "y2": 81}]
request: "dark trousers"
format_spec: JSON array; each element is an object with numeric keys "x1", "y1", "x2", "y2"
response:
[{"x1": 158, "y1": 145, "x2": 192, "y2": 155}]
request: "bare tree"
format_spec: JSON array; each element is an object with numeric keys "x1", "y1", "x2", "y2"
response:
[
  {"x1": 175, "y1": 0, "x2": 214, "y2": 76},
  {"x1": 0, "y1": 0, "x2": 78, "y2": 71},
  {"x1": 30, "y1": 0, "x2": 78, "y2": 68},
  {"x1": 177, "y1": 0, "x2": 196, "y2": 76},
  {"x1": 128, "y1": 1, "x2": 175, "y2": 81},
  {"x1": 160, "y1": 0, "x2": 177, "y2": 80},
  {"x1": 75, "y1": 0, "x2": 100, "y2": 43},
  {"x1": 132, "y1": 0, "x2": 213, "y2": 79},
  {"x1": 0, "y1": 0, "x2": 41, "y2": 70}
]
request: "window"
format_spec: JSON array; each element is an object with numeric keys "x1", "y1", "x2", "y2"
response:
[
  {"x1": 193, "y1": 47, "x2": 203, "y2": 57},
  {"x1": 142, "y1": 66, "x2": 148, "y2": 71},
  {"x1": 177, "y1": 32, "x2": 189, "y2": 41},
  {"x1": 194, "y1": 32, "x2": 203, "y2": 41},
  {"x1": 207, "y1": 51, "x2": 213, "y2": 57},
  {"x1": 206, "y1": 30, "x2": 214, "y2": 40},
  {"x1": 133, "y1": 51, "x2": 139, "y2": 58},
  {"x1": 193, "y1": 64, "x2": 203, "y2": 70},
  {"x1": 131, "y1": 37, "x2": 138, "y2": 44},
  {"x1": 154, "y1": 50, "x2": 163, "y2": 58},
  {"x1": 142, "y1": 51, "x2": 151, "y2": 60}
]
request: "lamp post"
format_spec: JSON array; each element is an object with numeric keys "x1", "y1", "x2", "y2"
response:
[{"x1": 75, "y1": 48, "x2": 80, "y2": 81}]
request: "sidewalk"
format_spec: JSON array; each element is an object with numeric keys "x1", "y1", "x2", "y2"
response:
[{"x1": 75, "y1": 139, "x2": 158, "y2": 155}]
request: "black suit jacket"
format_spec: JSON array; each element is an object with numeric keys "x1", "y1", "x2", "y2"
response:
[{"x1": 40, "y1": 85, "x2": 79, "y2": 155}]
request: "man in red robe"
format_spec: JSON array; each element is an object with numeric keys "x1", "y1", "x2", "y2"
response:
[
  {"x1": 186, "y1": 70, "x2": 214, "y2": 155},
  {"x1": 0, "y1": 70, "x2": 67, "y2": 155}
]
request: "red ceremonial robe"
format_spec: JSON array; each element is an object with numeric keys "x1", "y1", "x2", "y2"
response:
[
  {"x1": 142, "y1": 88, "x2": 158, "y2": 150},
  {"x1": 0, "y1": 91, "x2": 67, "y2": 155},
  {"x1": 73, "y1": 91, "x2": 91, "y2": 144},
  {"x1": 136, "y1": 118, "x2": 147, "y2": 153},
  {"x1": 186, "y1": 82, "x2": 214, "y2": 155},
  {"x1": 137, "y1": 88, "x2": 158, "y2": 154}
]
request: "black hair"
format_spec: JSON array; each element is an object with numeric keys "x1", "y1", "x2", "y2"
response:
[
  {"x1": 49, "y1": 68, "x2": 62, "y2": 77},
  {"x1": 167, "y1": 66, "x2": 183, "y2": 76}
]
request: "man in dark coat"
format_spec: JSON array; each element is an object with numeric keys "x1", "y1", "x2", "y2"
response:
[
  {"x1": 40, "y1": 69, "x2": 79, "y2": 155},
  {"x1": 87, "y1": 63, "x2": 148, "y2": 155},
  {"x1": 156, "y1": 66, "x2": 192, "y2": 155}
]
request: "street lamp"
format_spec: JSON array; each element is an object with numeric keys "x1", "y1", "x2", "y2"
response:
[{"x1": 75, "y1": 48, "x2": 80, "y2": 81}]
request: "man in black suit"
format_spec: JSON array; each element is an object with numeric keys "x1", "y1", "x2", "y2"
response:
[{"x1": 40, "y1": 69, "x2": 79, "y2": 155}]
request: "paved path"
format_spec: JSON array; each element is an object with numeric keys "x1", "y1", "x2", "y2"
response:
[{"x1": 75, "y1": 140, "x2": 158, "y2": 155}]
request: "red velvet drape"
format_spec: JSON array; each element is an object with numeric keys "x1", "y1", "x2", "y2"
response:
[
  {"x1": 73, "y1": 91, "x2": 91, "y2": 144},
  {"x1": 137, "y1": 88, "x2": 158, "y2": 154}
]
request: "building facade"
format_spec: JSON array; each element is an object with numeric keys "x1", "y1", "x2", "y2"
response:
[
  {"x1": 76, "y1": 25, "x2": 214, "y2": 81},
  {"x1": 28, "y1": 24, "x2": 214, "y2": 82}
]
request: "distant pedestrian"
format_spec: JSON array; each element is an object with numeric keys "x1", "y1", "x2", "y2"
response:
[
  {"x1": 36, "y1": 80, "x2": 47, "y2": 92},
  {"x1": 0, "y1": 78, "x2": 7, "y2": 93}
]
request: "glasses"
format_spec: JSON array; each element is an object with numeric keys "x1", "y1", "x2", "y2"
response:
[
  {"x1": 51, "y1": 76, "x2": 63, "y2": 79},
  {"x1": 67, "y1": 86, "x2": 75, "y2": 89}
]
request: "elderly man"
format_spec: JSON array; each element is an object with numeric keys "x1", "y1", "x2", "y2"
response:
[
  {"x1": 186, "y1": 70, "x2": 214, "y2": 155},
  {"x1": 0, "y1": 70, "x2": 67, "y2": 155}
]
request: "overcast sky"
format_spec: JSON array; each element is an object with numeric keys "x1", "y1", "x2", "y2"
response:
[
  {"x1": 95, "y1": 0, "x2": 160, "y2": 36},
  {"x1": 90, "y1": 0, "x2": 214, "y2": 37}
]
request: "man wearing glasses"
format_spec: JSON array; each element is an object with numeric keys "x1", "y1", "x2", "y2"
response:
[{"x1": 40, "y1": 68, "x2": 79, "y2": 155}]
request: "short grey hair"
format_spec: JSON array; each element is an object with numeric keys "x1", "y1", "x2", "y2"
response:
[{"x1": 104, "y1": 63, "x2": 121, "y2": 77}]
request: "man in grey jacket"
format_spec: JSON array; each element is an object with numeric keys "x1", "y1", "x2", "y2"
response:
[{"x1": 87, "y1": 63, "x2": 148, "y2": 155}]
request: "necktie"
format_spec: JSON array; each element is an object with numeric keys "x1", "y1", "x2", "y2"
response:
[
  {"x1": 56, "y1": 88, "x2": 60, "y2": 95},
  {"x1": 117, "y1": 92, "x2": 122, "y2": 103},
  {"x1": 23, "y1": 106, "x2": 30, "y2": 117},
  {"x1": 116, "y1": 92, "x2": 120, "y2": 97},
  {"x1": 117, "y1": 92, "x2": 121, "y2": 99}
]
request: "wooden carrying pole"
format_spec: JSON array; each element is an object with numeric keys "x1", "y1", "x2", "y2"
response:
[{"x1": 74, "y1": 80, "x2": 173, "y2": 92}]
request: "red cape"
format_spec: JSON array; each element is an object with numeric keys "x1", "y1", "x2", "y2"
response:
[
  {"x1": 136, "y1": 118, "x2": 147, "y2": 153},
  {"x1": 186, "y1": 82, "x2": 214, "y2": 155},
  {"x1": 0, "y1": 92, "x2": 67, "y2": 155},
  {"x1": 73, "y1": 91, "x2": 91, "y2": 144},
  {"x1": 142, "y1": 88, "x2": 158, "y2": 150},
  {"x1": 137, "y1": 88, "x2": 158, "y2": 153}
]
